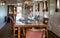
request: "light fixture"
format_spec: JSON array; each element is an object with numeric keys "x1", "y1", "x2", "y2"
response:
[
  {"x1": 24, "y1": 0, "x2": 29, "y2": 5},
  {"x1": 0, "y1": 1, "x2": 5, "y2": 6},
  {"x1": 14, "y1": 7, "x2": 16, "y2": 10}
]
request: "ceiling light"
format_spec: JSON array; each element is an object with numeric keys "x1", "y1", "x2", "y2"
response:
[
  {"x1": 0, "y1": 1, "x2": 5, "y2": 6},
  {"x1": 24, "y1": 0, "x2": 29, "y2": 5}
]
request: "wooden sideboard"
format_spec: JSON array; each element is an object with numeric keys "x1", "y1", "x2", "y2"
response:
[{"x1": 13, "y1": 24, "x2": 48, "y2": 38}]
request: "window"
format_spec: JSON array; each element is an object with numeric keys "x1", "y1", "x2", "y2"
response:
[{"x1": 16, "y1": 6, "x2": 24, "y2": 25}]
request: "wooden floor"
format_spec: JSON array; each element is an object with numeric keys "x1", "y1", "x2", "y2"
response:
[
  {"x1": 48, "y1": 31, "x2": 60, "y2": 38},
  {"x1": 0, "y1": 23, "x2": 60, "y2": 38}
]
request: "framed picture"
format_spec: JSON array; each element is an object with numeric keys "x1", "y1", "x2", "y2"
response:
[
  {"x1": 8, "y1": 5, "x2": 14, "y2": 14},
  {"x1": 44, "y1": 1, "x2": 48, "y2": 11},
  {"x1": 55, "y1": 0, "x2": 59, "y2": 12},
  {"x1": 35, "y1": 3, "x2": 39, "y2": 12}
]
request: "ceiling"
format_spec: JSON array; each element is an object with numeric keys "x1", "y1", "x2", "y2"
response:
[
  {"x1": 1, "y1": 0, "x2": 32, "y2": 4},
  {"x1": 1, "y1": 0, "x2": 24, "y2": 4},
  {"x1": 0, "y1": 0, "x2": 33, "y2": 6}
]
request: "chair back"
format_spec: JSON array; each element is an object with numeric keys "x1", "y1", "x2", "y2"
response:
[{"x1": 26, "y1": 29, "x2": 44, "y2": 38}]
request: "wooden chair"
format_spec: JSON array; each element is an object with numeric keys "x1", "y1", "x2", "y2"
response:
[
  {"x1": 14, "y1": 25, "x2": 48, "y2": 38},
  {"x1": 26, "y1": 29, "x2": 45, "y2": 38}
]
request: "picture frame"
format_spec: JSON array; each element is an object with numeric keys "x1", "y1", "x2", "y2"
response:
[{"x1": 35, "y1": 3, "x2": 39, "y2": 12}]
